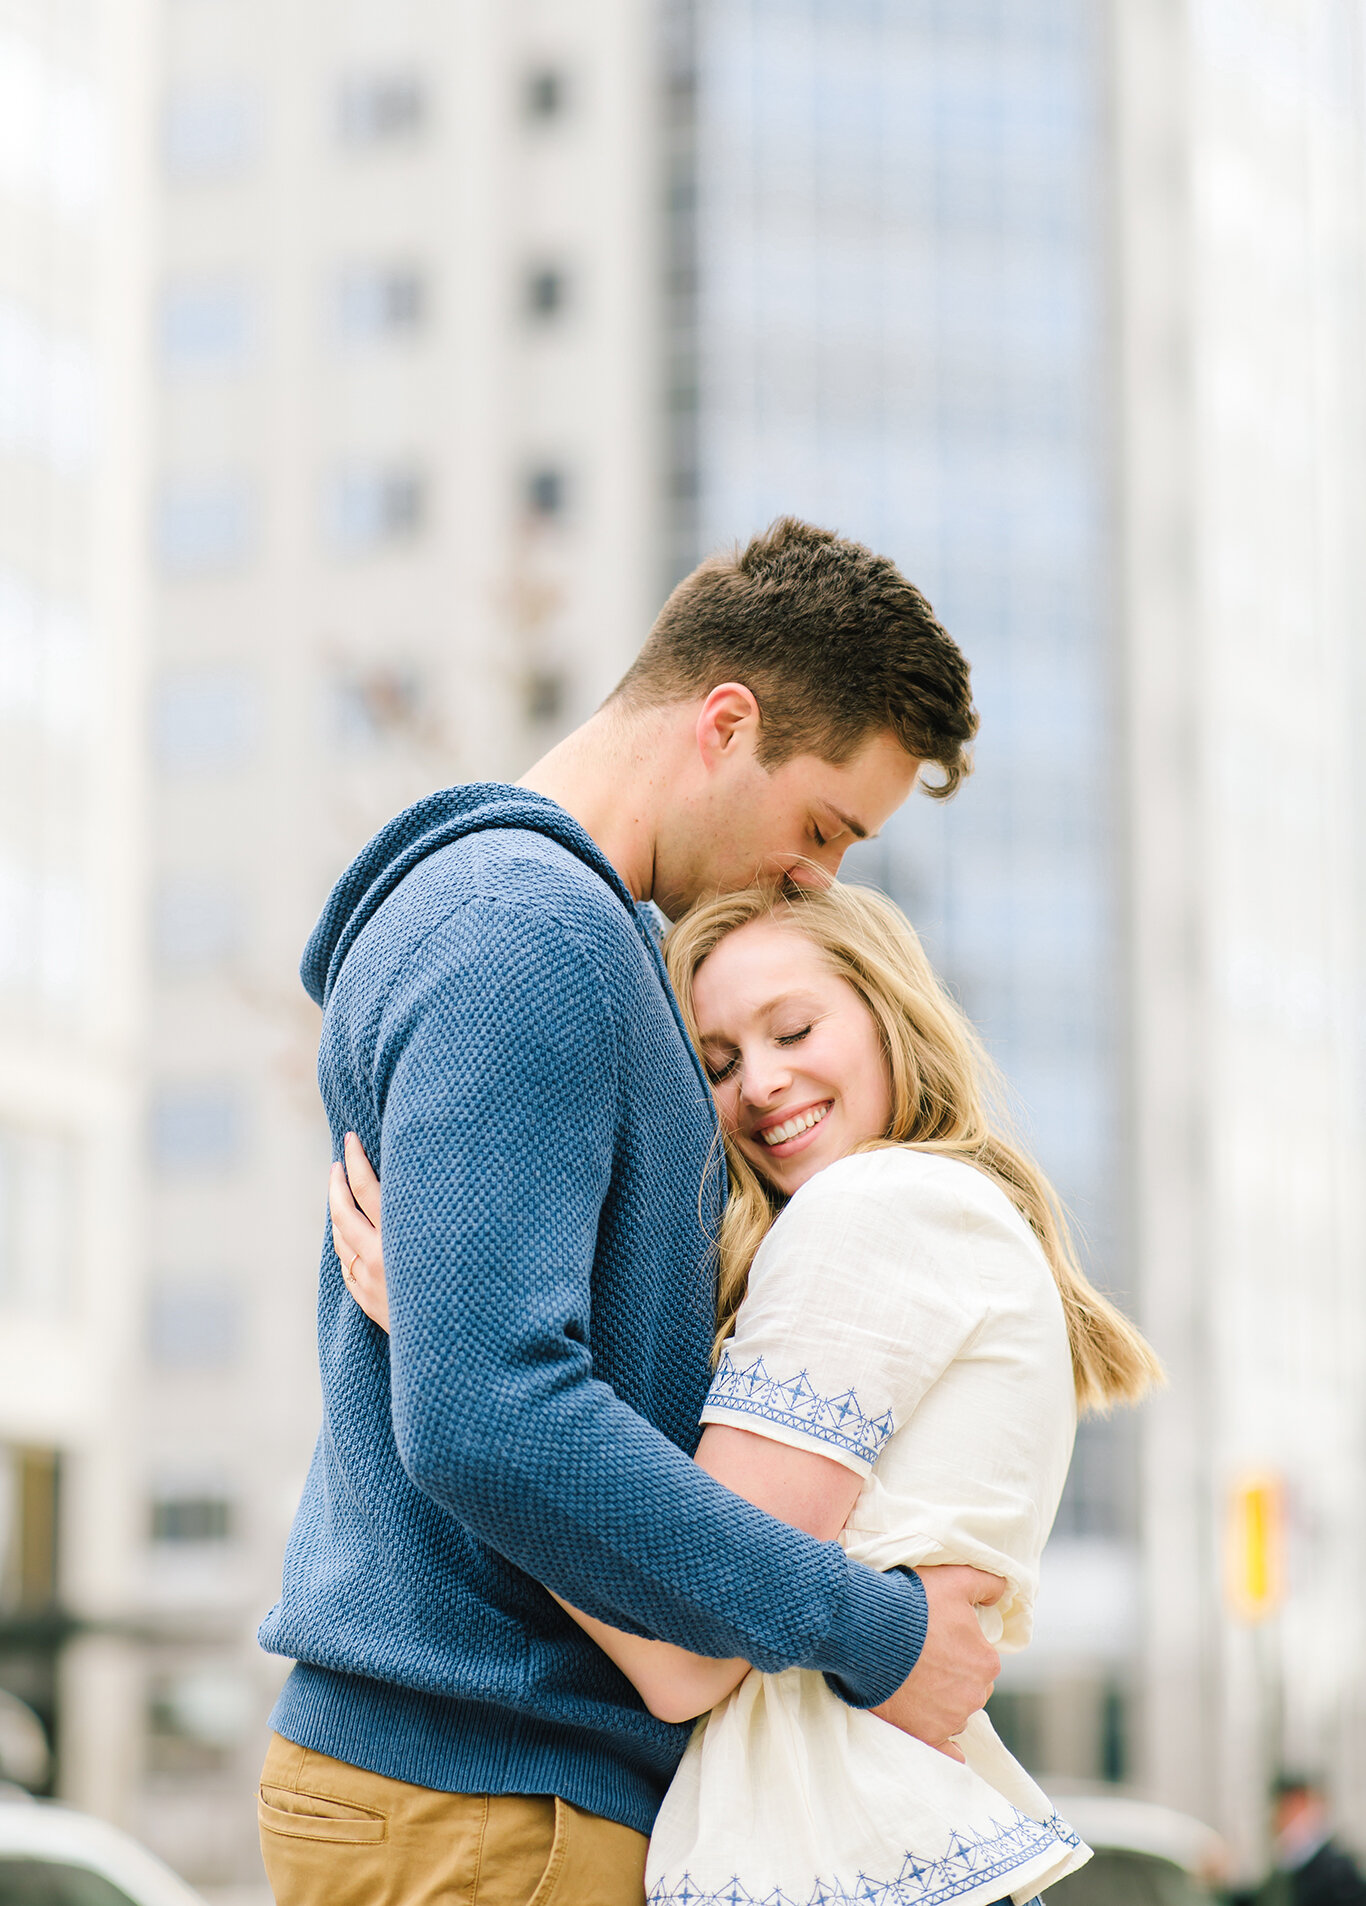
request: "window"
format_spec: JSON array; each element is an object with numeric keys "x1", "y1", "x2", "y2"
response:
[
  {"x1": 148, "y1": 1283, "x2": 241, "y2": 1369},
  {"x1": 525, "y1": 266, "x2": 568, "y2": 319},
  {"x1": 0, "y1": 294, "x2": 94, "y2": 474},
  {"x1": 0, "y1": 570, "x2": 91, "y2": 737},
  {"x1": 326, "y1": 466, "x2": 425, "y2": 552},
  {"x1": 336, "y1": 73, "x2": 425, "y2": 146},
  {"x1": 524, "y1": 669, "x2": 565, "y2": 725},
  {"x1": 153, "y1": 671, "x2": 258, "y2": 774},
  {"x1": 333, "y1": 265, "x2": 425, "y2": 342},
  {"x1": 0, "y1": 1445, "x2": 61, "y2": 1617},
  {"x1": 163, "y1": 83, "x2": 258, "y2": 179},
  {"x1": 160, "y1": 281, "x2": 253, "y2": 369},
  {"x1": 149, "y1": 1495, "x2": 232, "y2": 1544},
  {"x1": 328, "y1": 665, "x2": 424, "y2": 746},
  {"x1": 0, "y1": 29, "x2": 101, "y2": 216},
  {"x1": 0, "y1": 1127, "x2": 79, "y2": 1314},
  {"x1": 153, "y1": 877, "x2": 242, "y2": 970},
  {"x1": 149, "y1": 1086, "x2": 243, "y2": 1175},
  {"x1": 0, "y1": 861, "x2": 83, "y2": 1003},
  {"x1": 524, "y1": 67, "x2": 568, "y2": 120},
  {"x1": 156, "y1": 477, "x2": 253, "y2": 574},
  {"x1": 525, "y1": 466, "x2": 567, "y2": 519}
]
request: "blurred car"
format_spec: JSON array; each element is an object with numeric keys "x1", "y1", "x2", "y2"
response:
[
  {"x1": 1047, "y1": 1789, "x2": 1229, "y2": 1906},
  {"x1": 0, "y1": 1786, "x2": 207, "y2": 1906}
]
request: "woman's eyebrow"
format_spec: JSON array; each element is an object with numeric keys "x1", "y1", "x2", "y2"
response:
[
  {"x1": 697, "y1": 991, "x2": 825, "y2": 1048},
  {"x1": 756, "y1": 989, "x2": 824, "y2": 1018}
]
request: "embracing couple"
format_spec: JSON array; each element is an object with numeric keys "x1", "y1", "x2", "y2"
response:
[{"x1": 256, "y1": 518, "x2": 1159, "y2": 1906}]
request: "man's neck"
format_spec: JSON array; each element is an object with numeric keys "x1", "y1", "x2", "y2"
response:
[{"x1": 518, "y1": 704, "x2": 678, "y2": 903}]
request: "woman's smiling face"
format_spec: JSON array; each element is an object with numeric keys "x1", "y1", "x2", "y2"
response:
[{"x1": 690, "y1": 917, "x2": 892, "y2": 1197}]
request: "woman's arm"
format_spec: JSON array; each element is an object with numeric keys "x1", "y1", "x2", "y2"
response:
[
  {"x1": 330, "y1": 1138, "x2": 861, "y2": 1721},
  {"x1": 548, "y1": 1425, "x2": 862, "y2": 1722}
]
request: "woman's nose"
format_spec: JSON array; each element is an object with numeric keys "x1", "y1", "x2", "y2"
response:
[{"x1": 739, "y1": 1051, "x2": 791, "y2": 1107}]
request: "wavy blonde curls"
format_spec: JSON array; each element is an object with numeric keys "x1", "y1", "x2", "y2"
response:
[{"x1": 665, "y1": 882, "x2": 1162, "y2": 1416}]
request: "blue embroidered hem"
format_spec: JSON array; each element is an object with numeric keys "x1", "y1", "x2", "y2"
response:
[{"x1": 646, "y1": 1808, "x2": 1081, "y2": 1906}]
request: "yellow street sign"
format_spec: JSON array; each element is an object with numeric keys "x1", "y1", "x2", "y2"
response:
[{"x1": 1226, "y1": 1472, "x2": 1284, "y2": 1622}]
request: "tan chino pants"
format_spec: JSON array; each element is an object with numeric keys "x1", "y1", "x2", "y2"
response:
[{"x1": 258, "y1": 1734, "x2": 648, "y2": 1906}]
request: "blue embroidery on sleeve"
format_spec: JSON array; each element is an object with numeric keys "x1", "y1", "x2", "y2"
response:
[{"x1": 703, "y1": 1351, "x2": 895, "y2": 1465}]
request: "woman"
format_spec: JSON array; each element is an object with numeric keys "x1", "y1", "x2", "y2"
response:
[{"x1": 330, "y1": 880, "x2": 1161, "y2": 1906}]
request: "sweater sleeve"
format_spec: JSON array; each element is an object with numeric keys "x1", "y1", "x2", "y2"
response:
[{"x1": 373, "y1": 896, "x2": 926, "y2": 1704}]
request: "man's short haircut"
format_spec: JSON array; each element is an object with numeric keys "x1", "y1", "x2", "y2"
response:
[{"x1": 613, "y1": 516, "x2": 977, "y2": 797}]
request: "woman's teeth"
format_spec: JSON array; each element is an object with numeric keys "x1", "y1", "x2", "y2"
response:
[{"x1": 760, "y1": 1103, "x2": 831, "y2": 1147}]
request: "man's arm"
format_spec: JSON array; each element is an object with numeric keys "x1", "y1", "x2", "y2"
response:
[
  {"x1": 371, "y1": 897, "x2": 995, "y2": 1719},
  {"x1": 547, "y1": 1427, "x2": 1001, "y2": 1757},
  {"x1": 335, "y1": 1132, "x2": 1001, "y2": 1743}
]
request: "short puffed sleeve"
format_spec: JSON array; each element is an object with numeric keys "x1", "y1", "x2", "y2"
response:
[{"x1": 699, "y1": 1148, "x2": 994, "y2": 1475}]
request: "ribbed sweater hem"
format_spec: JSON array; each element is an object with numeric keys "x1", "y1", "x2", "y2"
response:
[{"x1": 268, "y1": 1664, "x2": 667, "y2": 1839}]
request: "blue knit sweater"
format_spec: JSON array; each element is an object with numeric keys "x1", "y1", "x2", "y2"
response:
[{"x1": 259, "y1": 785, "x2": 928, "y2": 1836}]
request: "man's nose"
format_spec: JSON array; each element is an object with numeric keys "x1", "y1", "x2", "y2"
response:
[{"x1": 786, "y1": 851, "x2": 840, "y2": 891}]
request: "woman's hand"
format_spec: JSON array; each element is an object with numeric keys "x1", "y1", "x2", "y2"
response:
[{"x1": 330, "y1": 1133, "x2": 391, "y2": 1332}]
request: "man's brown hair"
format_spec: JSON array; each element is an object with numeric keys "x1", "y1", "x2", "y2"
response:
[{"x1": 613, "y1": 516, "x2": 977, "y2": 796}]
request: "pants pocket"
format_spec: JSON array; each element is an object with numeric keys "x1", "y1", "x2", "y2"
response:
[
  {"x1": 524, "y1": 1797, "x2": 570, "y2": 1906},
  {"x1": 258, "y1": 1784, "x2": 387, "y2": 1844}
]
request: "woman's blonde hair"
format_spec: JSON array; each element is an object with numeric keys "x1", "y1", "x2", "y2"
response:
[{"x1": 665, "y1": 882, "x2": 1162, "y2": 1415}]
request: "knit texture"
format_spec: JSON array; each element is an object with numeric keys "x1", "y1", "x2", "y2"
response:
[{"x1": 259, "y1": 784, "x2": 928, "y2": 1836}]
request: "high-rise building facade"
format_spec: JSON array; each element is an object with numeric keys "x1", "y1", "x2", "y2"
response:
[
  {"x1": 1116, "y1": 0, "x2": 1366, "y2": 1862},
  {"x1": 668, "y1": 0, "x2": 1134, "y2": 1781},
  {"x1": 0, "y1": 0, "x2": 150, "y2": 1822}
]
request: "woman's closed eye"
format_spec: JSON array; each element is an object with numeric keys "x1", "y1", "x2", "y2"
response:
[
  {"x1": 705, "y1": 1051, "x2": 739, "y2": 1084},
  {"x1": 775, "y1": 1025, "x2": 813, "y2": 1048}
]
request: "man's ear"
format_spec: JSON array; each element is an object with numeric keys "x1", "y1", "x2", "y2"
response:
[{"x1": 695, "y1": 683, "x2": 762, "y2": 770}]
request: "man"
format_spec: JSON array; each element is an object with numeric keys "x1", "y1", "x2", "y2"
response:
[
  {"x1": 1243, "y1": 1779, "x2": 1366, "y2": 1906},
  {"x1": 258, "y1": 518, "x2": 1000, "y2": 1904}
]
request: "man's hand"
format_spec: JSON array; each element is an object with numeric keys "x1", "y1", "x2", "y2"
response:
[{"x1": 871, "y1": 1564, "x2": 1004, "y2": 1760}]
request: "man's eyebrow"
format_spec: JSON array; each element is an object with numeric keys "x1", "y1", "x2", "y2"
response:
[{"x1": 831, "y1": 808, "x2": 873, "y2": 842}]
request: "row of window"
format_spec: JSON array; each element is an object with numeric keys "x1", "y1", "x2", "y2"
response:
[
  {"x1": 0, "y1": 293, "x2": 94, "y2": 475},
  {"x1": 162, "y1": 65, "x2": 571, "y2": 180},
  {"x1": 161, "y1": 259, "x2": 572, "y2": 368},
  {"x1": 156, "y1": 468, "x2": 424, "y2": 569},
  {"x1": 0, "y1": 1130, "x2": 244, "y2": 1349},
  {"x1": 0, "y1": 1126, "x2": 77, "y2": 1314},
  {"x1": 155, "y1": 458, "x2": 569, "y2": 572},
  {"x1": 0, "y1": 861, "x2": 83, "y2": 1005},
  {"x1": 0, "y1": 570, "x2": 90, "y2": 739}
]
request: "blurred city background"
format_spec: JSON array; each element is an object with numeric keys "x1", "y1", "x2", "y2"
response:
[{"x1": 2, "y1": 0, "x2": 1365, "y2": 1897}]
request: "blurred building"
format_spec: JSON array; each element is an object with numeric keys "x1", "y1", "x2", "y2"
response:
[
  {"x1": 0, "y1": 0, "x2": 149, "y2": 1826},
  {"x1": 3, "y1": 0, "x2": 659, "y2": 1889},
  {"x1": 665, "y1": 0, "x2": 1136, "y2": 1786},
  {"x1": 3, "y1": 0, "x2": 1365, "y2": 1893}
]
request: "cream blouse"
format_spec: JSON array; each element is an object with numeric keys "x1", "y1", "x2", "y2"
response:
[{"x1": 645, "y1": 1145, "x2": 1090, "y2": 1906}]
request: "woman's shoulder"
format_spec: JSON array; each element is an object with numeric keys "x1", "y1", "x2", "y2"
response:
[
  {"x1": 787, "y1": 1145, "x2": 1023, "y2": 1227},
  {"x1": 777, "y1": 1147, "x2": 1051, "y2": 1288}
]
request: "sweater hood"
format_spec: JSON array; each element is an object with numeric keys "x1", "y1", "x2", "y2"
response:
[{"x1": 301, "y1": 782, "x2": 640, "y2": 1008}]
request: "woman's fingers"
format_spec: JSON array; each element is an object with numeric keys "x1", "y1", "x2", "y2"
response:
[
  {"x1": 329, "y1": 1160, "x2": 373, "y2": 1256},
  {"x1": 343, "y1": 1132, "x2": 382, "y2": 1227}
]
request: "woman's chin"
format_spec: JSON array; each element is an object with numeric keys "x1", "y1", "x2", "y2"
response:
[{"x1": 753, "y1": 1138, "x2": 843, "y2": 1196}]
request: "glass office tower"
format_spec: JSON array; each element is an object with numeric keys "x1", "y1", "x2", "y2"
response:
[{"x1": 666, "y1": 0, "x2": 1131, "y2": 1774}]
